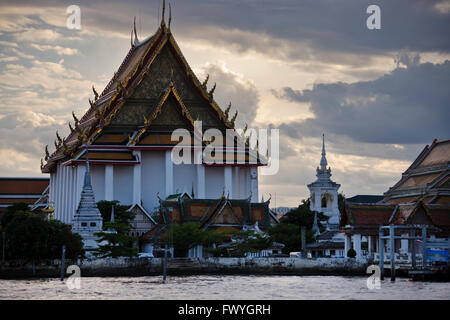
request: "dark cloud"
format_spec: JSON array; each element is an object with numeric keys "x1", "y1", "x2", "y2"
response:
[
  {"x1": 201, "y1": 63, "x2": 260, "y2": 127},
  {"x1": 273, "y1": 58, "x2": 450, "y2": 145}
]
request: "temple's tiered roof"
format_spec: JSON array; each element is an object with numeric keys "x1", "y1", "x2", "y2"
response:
[
  {"x1": 381, "y1": 139, "x2": 450, "y2": 205},
  {"x1": 42, "y1": 4, "x2": 262, "y2": 173}
]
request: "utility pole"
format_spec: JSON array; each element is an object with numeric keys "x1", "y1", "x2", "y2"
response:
[
  {"x1": 163, "y1": 243, "x2": 168, "y2": 282},
  {"x1": 389, "y1": 225, "x2": 396, "y2": 282},
  {"x1": 2, "y1": 232, "x2": 5, "y2": 262},
  {"x1": 379, "y1": 228, "x2": 384, "y2": 280}
]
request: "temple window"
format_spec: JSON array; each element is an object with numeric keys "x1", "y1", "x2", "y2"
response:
[{"x1": 321, "y1": 196, "x2": 327, "y2": 208}]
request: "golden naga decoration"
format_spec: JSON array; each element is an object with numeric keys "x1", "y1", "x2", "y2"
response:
[
  {"x1": 208, "y1": 83, "x2": 216, "y2": 98},
  {"x1": 40, "y1": 158, "x2": 44, "y2": 170},
  {"x1": 89, "y1": 98, "x2": 95, "y2": 109},
  {"x1": 68, "y1": 122, "x2": 74, "y2": 133},
  {"x1": 128, "y1": 134, "x2": 133, "y2": 145},
  {"x1": 56, "y1": 131, "x2": 62, "y2": 145},
  {"x1": 202, "y1": 74, "x2": 209, "y2": 89},
  {"x1": 78, "y1": 128, "x2": 88, "y2": 144},
  {"x1": 231, "y1": 110, "x2": 238, "y2": 126},
  {"x1": 54, "y1": 140, "x2": 59, "y2": 149},
  {"x1": 63, "y1": 141, "x2": 71, "y2": 156},
  {"x1": 224, "y1": 102, "x2": 231, "y2": 120},
  {"x1": 44, "y1": 145, "x2": 50, "y2": 161},
  {"x1": 143, "y1": 115, "x2": 151, "y2": 127},
  {"x1": 72, "y1": 111, "x2": 79, "y2": 127},
  {"x1": 41, "y1": 202, "x2": 55, "y2": 220},
  {"x1": 92, "y1": 85, "x2": 99, "y2": 101}
]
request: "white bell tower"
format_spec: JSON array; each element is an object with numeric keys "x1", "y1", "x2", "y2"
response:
[{"x1": 307, "y1": 134, "x2": 341, "y2": 228}]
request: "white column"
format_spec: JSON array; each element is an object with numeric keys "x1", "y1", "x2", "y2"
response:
[
  {"x1": 401, "y1": 233, "x2": 409, "y2": 254},
  {"x1": 234, "y1": 167, "x2": 240, "y2": 198},
  {"x1": 133, "y1": 151, "x2": 142, "y2": 205},
  {"x1": 196, "y1": 152, "x2": 205, "y2": 199},
  {"x1": 250, "y1": 166, "x2": 258, "y2": 202},
  {"x1": 224, "y1": 166, "x2": 233, "y2": 198},
  {"x1": 344, "y1": 234, "x2": 351, "y2": 257},
  {"x1": 165, "y1": 150, "x2": 173, "y2": 197},
  {"x1": 67, "y1": 167, "x2": 74, "y2": 223},
  {"x1": 105, "y1": 165, "x2": 114, "y2": 201},
  {"x1": 368, "y1": 235, "x2": 373, "y2": 254},
  {"x1": 353, "y1": 234, "x2": 362, "y2": 259}
]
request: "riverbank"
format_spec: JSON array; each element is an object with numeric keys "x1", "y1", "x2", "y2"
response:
[{"x1": 0, "y1": 257, "x2": 368, "y2": 278}]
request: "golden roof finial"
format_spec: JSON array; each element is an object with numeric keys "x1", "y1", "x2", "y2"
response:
[
  {"x1": 133, "y1": 16, "x2": 138, "y2": 42},
  {"x1": 68, "y1": 122, "x2": 74, "y2": 133},
  {"x1": 40, "y1": 158, "x2": 44, "y2": 170},
  {"x1": 209, "y1": 83, "x2": 216, "y2": 97},
  {"x1": 44, "y1": 145, "x2": 49, "y2": 161},
  {"x1": 168, "y1": 3, "x2": 172, "y2": 30},
  {"x1": 161, "y1": 0, "x2": 166, "y2": 27}
]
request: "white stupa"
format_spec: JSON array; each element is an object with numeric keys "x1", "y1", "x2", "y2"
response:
[
  {"x1": 72, "y1": 146, "x2": 104, "y2": 254},
  {"x1": 307, "y1": 134, "x2": 341, "y2": 228}
]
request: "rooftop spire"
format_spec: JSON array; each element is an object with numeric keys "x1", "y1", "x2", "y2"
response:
[
  {"x1": 161, "y1": 0, "x2": 166, "y2": 27},
  {"x1": 320, "y1": 133, "x2": 328, "y2": 170},
  {"x1": 84, "y1": 144, "x2": 91, "y2": 188}
]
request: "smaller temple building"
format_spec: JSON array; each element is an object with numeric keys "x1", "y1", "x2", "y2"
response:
[
  {"x1": 340, "y1": 139, "x2": 450, "y2": 260},
  {"x1": 307, "y1": 135, "x2": 341, "y2": 227}
]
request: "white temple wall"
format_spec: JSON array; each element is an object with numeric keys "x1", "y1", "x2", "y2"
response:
[
  {"x1": 205, "y1": 166, "x2": 224, "y2": 198},
  {"x1": 141, "y1": 151, "x2": 165, "y2": 214},
  {"x1": 52, "y1": 164, "x2": 77, "y2": 224},
  {"x1": 173, "y1": 163, "x2": 196, "y2": 196},
  {"x1": 90, "y1": 165, "x2": 105, "y2": 203},
  {"x1": 114, "y1": 166, "x2": 133, "y2": 205}
]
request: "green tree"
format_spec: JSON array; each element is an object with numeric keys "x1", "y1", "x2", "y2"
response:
[
  {"x1": 97, "y1": 200, "x2": 134, "y2": 226},
  {"x1": 1, "y1": 202, "x2": 30, "y2": 228},
  {"x1": 162, "y1": 222, "x2": 204, "y2": 257},
  {"x1": 162, "y1": 222, "x2": 230, "y2": 257},
  {"x1": 228, "y1": 230, "x2": 272, "y2": 257},
  {"x1": 3, "y1": 210, "x2": 83, "y2": 262},
  {"x1": 281, "y1": 198, "x2": 328, "y2": 235},
  {"x1": 94, "y1": 200, "x2": 138, "y2": 258},
  {"x1": 267, "y1": 223, "x2": 302, "y2": 254}
]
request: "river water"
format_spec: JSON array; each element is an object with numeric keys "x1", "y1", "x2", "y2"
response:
[{"x1": 0, "y1": 275, "x2": 449, "y2": 300}]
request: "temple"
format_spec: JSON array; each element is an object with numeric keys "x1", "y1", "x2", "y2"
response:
[
  {"x1": 340, "y1": 138, "x2": 450, "y2": 259},
  {"x1": 40, "y1": 2, "x2": 268, "y2": 245},
  {"x1": 307, "y1": 134, "x2": 341, "y2": 227}
]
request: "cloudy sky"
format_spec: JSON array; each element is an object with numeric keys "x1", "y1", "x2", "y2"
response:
[{"x1": 0, "y1": 0, "x2": 449, "y2": 207}]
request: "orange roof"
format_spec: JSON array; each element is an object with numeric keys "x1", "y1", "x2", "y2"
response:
[{"x1": 0, "y1": 178, "x2": 49, "y2": 195}]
